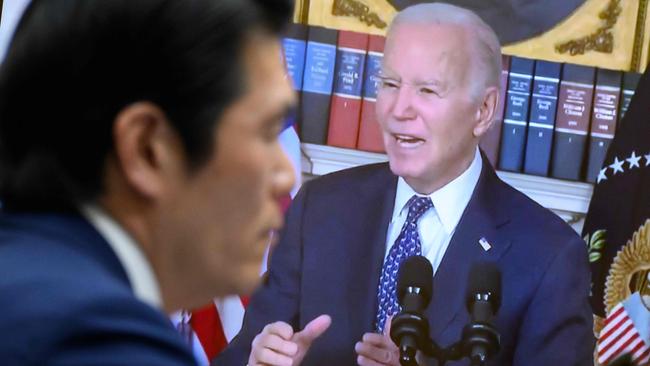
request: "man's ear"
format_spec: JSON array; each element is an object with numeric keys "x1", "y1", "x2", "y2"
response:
[
  {"x1": 111, "y1": 102, "x2": 186, "y2": 199},
  {"x1": 473, "y1": 86, "x2": 499, "y2": 138}
]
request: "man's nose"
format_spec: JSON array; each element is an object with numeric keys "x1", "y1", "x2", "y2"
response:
[
  {"x1": 273, "y1": 147, "x2": 296, "y2": 199},
  {"x1": 391, "y1": 87, "x2": 416, "y2": 121}
]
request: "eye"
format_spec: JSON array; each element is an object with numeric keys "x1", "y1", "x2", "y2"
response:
[
  {"x1": 380, "y1": 79, "x2": 399, "y2": 89},
  {"x1": 264, "y1": 119, "x2": 284, "y2": 142},
  {"x1": 419, "y1": 87, "x2": 437, "y2": 95},
  {"x1": 377, "y1": 75, "x2": 399, "y2": 89}
]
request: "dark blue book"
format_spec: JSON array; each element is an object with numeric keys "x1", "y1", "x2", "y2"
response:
[
  {"x1": 619, "y1": 72, "x2": 642, "y2": 120},
  {"x1": 300, "y1": 26, "x2": 338, "y2": 144},
  {"x1": 498, "y1": 56, "x2": 535, "y2": 172},
  {"x1": 282, "y1": 23, "x2": 308, "y2": 129},
  {"x1": 550, "y1": 64, "x2": 596, "y2": 181},
  {"x1": 585, "y1": 69, "x2": 622, "y2": 183},
  {"x1": 523, "y1": 61, "x2": 561, "y2": 176}
]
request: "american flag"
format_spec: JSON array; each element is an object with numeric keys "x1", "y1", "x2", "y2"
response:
[{"x1": 597, "y1": 293, "x2": 650, "y2": 365}]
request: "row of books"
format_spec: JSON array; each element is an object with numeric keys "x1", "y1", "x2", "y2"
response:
[
  {"x1": 282, "y1": 24, "x2": 642, "y2": 183},
  {"x1": 488, "y1": 56, "x2": 640, "y2": 183},
  {"x1": 283, "y1": 24, "x2": 386, "y2": 153}
]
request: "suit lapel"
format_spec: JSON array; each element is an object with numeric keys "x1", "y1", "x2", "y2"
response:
[
  {"x1": 347, "y1": 165, "x2": 397, "y2": 336},
  {"x1": 428, "y1": 158, "x2": 512, "y2": 340}
]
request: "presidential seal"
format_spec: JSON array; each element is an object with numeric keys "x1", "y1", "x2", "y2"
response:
[{"x1": 604, "y1": 218, "x2": 650, "y2": 315}]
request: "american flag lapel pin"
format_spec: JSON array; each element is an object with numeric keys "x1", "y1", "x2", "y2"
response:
[{"x1": 479, "y1": 237, "x2": 492, "y2": 251}]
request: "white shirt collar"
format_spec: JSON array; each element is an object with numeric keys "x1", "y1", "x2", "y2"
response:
[
  {"x1": 81, "y1": 204, "x2": 163, "y2": 309},
  {"x1": 392, "y1": 148, "x2": 483, "y2": 235}
]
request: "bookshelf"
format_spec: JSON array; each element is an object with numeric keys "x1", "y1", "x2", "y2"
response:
[
  {"x1": 298, "y1": 0, "x2": 650, "y2": 73},
  {"x1": 300, "y1": 143, "x2": 594, "y2": 233},
  {"x1": 290, "y1": 0, "x2": 650, "y2": 235}
]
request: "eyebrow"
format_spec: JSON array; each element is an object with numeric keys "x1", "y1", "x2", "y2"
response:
[
  {"x1": 377, "y1": 75, "x2": 445, "y2": 88},
  {"x1": 377, "y1": 75, "x2": 399, "y2": 81},
  {"x1": 416, "y1": 79, "x2": 445, "y2": 88}
]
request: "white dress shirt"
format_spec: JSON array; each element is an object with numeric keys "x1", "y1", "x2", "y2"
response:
[
  {"x1": 384, "y1": 148, "x2": 483, "y2": 274},
  {"x1": 81, "y1": 204, "x2": 163, "y2": 309}
]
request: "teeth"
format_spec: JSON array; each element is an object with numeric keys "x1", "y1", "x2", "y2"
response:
[
  {"x1": 394, "y1": 135, "x2": 424, "y2": 149},
  {"x1": 394, "y1": 134, "x2": 423, "y2": 144}
]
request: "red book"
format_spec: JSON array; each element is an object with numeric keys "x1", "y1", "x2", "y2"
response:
[
  {"x1": 356, "y1": 35, "x2": 386, "y2": 153},
  {"x1": 550, "y1": 64, "x2": 596, "y2": 181},
  {"x1": 326, "y1": 31, "x2": 369, "y2": 148},
  {"x1": 585, "y1": 69, "x2": 622, "y2": 183},
  {"x1": 480, "y1": 54, "x2": 510, "y2": 166}
]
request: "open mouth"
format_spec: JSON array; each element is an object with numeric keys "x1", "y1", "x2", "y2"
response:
[{"x1": 393, "y1": 134, "x2": 425, "y2": 148}]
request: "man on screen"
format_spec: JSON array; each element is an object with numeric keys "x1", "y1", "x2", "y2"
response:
[{"x1": 218, "y1": 3, "x2": 593, "y2": 366}]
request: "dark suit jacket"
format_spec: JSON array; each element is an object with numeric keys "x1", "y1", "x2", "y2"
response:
[
  {"x1": 217, "y1": 157, "x2": 593, "y2": 366},
  {"x1": 0, "y1": 212, "x2": 196, "y2": 365}
]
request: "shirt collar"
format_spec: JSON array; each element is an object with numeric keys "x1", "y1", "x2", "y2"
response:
[
  {"x1": 80, "y1": 204, "x2": 163, "y2": 309},
  {"x1": 392, "y1": 148, "x2": 483, "y2": 235}
]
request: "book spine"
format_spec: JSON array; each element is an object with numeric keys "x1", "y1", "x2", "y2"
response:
[
  {"x1": 356, "y1": 35, "x2": 386, "y2": 153},
  {"x1": 498, "y1": 57, "x2": 534, "y2": 172},
  {"x1": 282, "y1": 23, "x2": 308, "y2": 130},
  {"x1": 619, "y1": 72, "x2": 642, "y2": 119},
  {"x1": 550, "y1": 65, "x2": 596, "y2": 181},
  {"x1": 523, "y1": 61, "x2": 561, "y2": 176},
  {"x1": 326, "y1": 31, "x2": 368, "y2": 148},
  {"x1": 300, "y1": 27, "x2": 338, "y2": 145},
  {"x1": 585, "y1": 69, "x2": 622, "y2": 183}
]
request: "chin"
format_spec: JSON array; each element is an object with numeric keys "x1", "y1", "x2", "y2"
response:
[
  {"x1": 236, "y1": 273, "x2": 263, "y2": 295},
  {"x1": 389, "y1": 159, "x2": 420, "y2": 179}
]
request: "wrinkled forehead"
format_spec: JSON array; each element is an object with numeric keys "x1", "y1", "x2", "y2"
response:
[
  {"x1": 383, "y1": 23, "x2": 472, "y2": 85},
  {"x1": 385, "y1": 22, "x2": 470, "y2": 51}
]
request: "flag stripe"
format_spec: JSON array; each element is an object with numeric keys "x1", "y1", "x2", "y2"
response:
[
  {"x1": 628, "y1": 338, "x2": 646, "y2": 360},
  {"x1": 598, "y1": 302, "x2": 650, "y2": 366},
  {"x1": 599, "y1": 323, "x2": 636, "y2": 362},
  {"x1": 190, "y1": 304, "x2": 228, "y2": 361},
  {"x1": 240, "y1": 295, "x2": 250, "y2": 308},
  {"x1": 599, "y1": 320, "x2": 634, "y2": 355},
  {"x1": 600, "y1": 315, "x2": 629, "y2": 344},
  {"x1": 634, "y1": 347, "x2": 650, "y2": 364},
  {"x1": 604, "y1": 305, "x2": 625, "y2": 327},
  {"x1": 214, "y1": 296, "x2": 246, "y2": 343}
]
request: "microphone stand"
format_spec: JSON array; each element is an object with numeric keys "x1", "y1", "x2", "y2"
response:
[{"x1": 392, "y1": 312, "x2": 500, "y2": 366}]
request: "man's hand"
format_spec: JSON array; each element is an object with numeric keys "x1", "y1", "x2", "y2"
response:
[
  {"x1": 355, "y1": 317, "x2": 400, "y2": 366},
  {"x1": 247, "y1": 314, "x2": 331, "y2": 366}
]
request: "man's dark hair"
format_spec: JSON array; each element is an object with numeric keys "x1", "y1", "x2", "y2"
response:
[{"x1": 0, "y1": 0, "x2": 293, "y2": 212}]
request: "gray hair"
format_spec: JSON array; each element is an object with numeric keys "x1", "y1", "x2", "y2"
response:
[{"x1": 389, "y1": 2, "x2": 502, "y2": 97}]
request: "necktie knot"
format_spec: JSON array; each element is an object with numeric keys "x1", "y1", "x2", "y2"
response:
[{"x1": 406, "y1": 195, "x2": 433, "y2": 223}]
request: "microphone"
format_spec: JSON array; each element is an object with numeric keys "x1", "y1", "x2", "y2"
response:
[
  {"x1": 390, "y1": 255, "x2": 433, "y2": 366},
  {"x1": 463, "y1": 262, "x2": 502, "y2": 366}
]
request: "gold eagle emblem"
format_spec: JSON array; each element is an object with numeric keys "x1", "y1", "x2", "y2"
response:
[{"x1": 594, "y1": 219, "x2": 650, "y2": 340}]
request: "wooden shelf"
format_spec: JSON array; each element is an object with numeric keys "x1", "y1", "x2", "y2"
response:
[{"x1": 300, "y1": 143, "x2": 594, "y2": 232}]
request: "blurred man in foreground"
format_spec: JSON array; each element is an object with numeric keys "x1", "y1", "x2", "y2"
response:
[{"x1": 0, "y1": 0, "x2": 295, "y2": 364}]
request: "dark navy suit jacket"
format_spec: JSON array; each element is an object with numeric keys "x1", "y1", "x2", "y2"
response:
[
  {"x1": 0, "y1": 212, "x2": 196, "y2": 365},
  {"x1": 217, "y1": 158, "x2": 593, "y2": 365}
]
